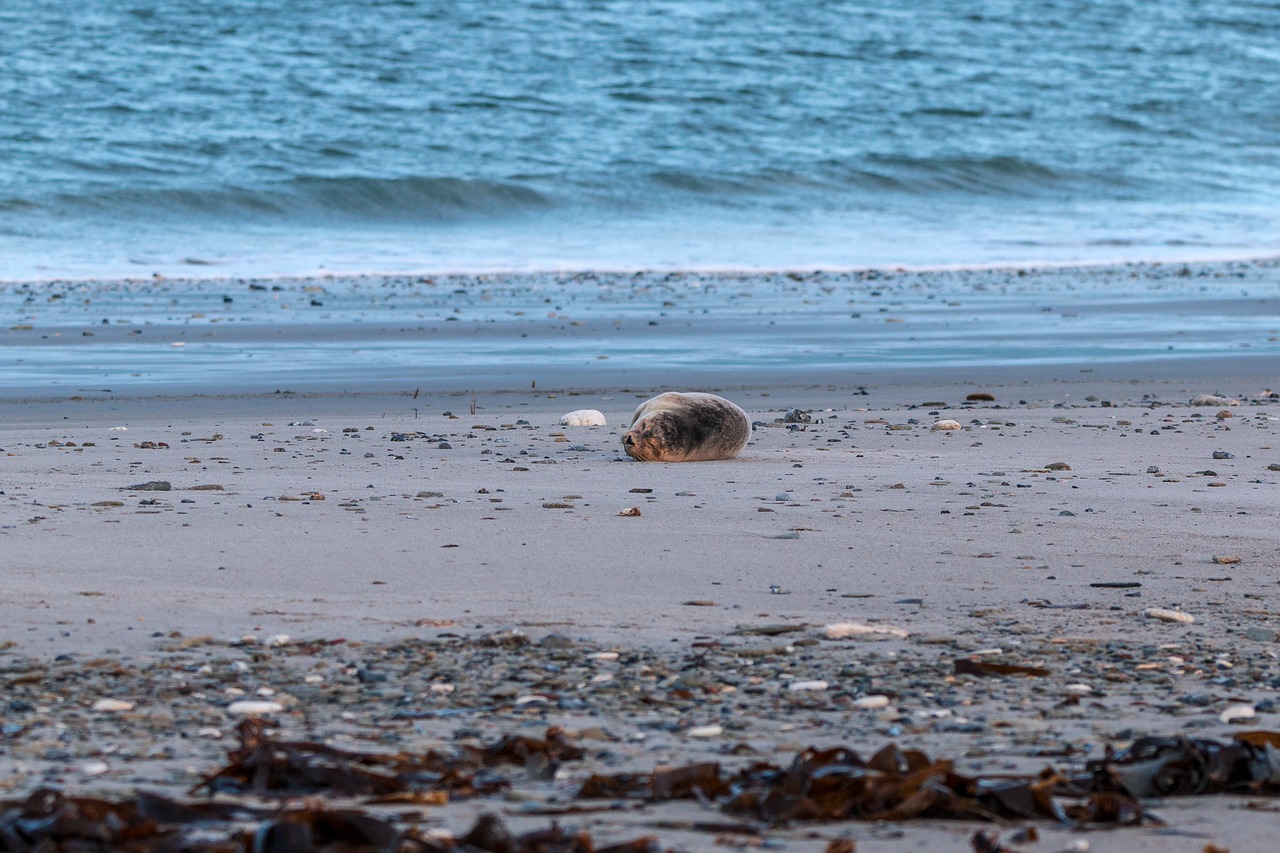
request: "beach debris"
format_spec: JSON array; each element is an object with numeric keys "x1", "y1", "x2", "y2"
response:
[
  {"x1": 1190, "y1": 394, "x2": 1239, "y2": 406},
  {"x1": 954, "y1": 659, "x2": 1051, "y2": 678},
  {"x1": 617, "y1": 506, "x2": 642, "y2": 516},
  {"x1": 197, "y1": 718, "x2": 585, "y2": 797},
  {"x1": 560, "y1": 409, "x2": 607, "y2": 426},
  {"x1": 931, "y1": 419, "x2": 962, "y2": 430},
  {"x1": 823, "y1": 622, "x2": 910, "y2": 639},
  {"x1": 782, "y1": 408, "x2": 812, "y2": 423},
  {"x1": 123, "y1": 480, "x2": 171, "y2": 491},
  {"x1": 1144, "y1": 608, "x2": 1195, "y2": 624},
  {"x1": 1087, "y1": 731, "x2": 1280, "y2": 797}
]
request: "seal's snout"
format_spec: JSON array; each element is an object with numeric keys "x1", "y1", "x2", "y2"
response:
[{"x1": 622, "y1": 433, "x2": 634, "y2": 445}]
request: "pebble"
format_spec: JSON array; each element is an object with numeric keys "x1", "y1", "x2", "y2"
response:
[
  {"x1": 787, "y1": 680, "x2": 829, "y2": 692},
  {"x1": 1190, "y1": 394, "x2": 1239, "y2": 406},
  {"x1": 1245, "y1": 626, "x2": 1278, "y2": 643},
  {"x1": 1045, "y1": 461, "x2": 1071, "y2": 471},
  {"x1": 79, "y1": 760, "x2": 110, "y2": 777},
  {"x1": 851, "y1": 695, "x2": 891, "y2": 710},
  {"x1": 931, "y1": 420, "x2": 962, "y2": 431},
  {"x1": 823, "y1": 622, "x2": 909, "y2": 639},
  {"x1": 1145, "y1": 608, "x2": 1194, "y2": 624},
  {"x1": 1219, "y1": 703, "x2": 1257, "y2": 724},
  {"x1": 560, "y1": 409, "x2": 607, "y2": 426},
  {"x1": 226, "y1": 700, "x2": 284, "y2": 715},
  {"x1": 685, "y1": 724, "x2": 724, "y2": 738},
  {"x1": 91, "y1": 698, "x2": 134, "y2": 713},
  {"x1": 588, "y1": 652, "x2": 620, "y2": 661},
  {"x1": 1212, "y1": 555, "x2": 1242, "y2": 565}
]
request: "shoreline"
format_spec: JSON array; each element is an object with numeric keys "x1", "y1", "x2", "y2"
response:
[{"x1": 4, "y1": 250, "x2": 1279, "y2": 288}]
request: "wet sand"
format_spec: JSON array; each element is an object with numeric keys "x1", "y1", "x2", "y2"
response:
[{"x1": 2, "y1": 347, "x2": 1279, "y2": 849}]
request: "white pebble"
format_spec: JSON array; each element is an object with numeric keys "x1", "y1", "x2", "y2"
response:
[
  {"x1": 588, "y1": 651, "x2": 620, "y2": 661},
  {"x1": 79, "y1": 760, "x2": 110, "y2": 777},
  {"x1": 686, "y1": 724, "x2": 724, "y2": 738},
  {"x1": 1145, "y1": 608, "x2": 1195, "y2": 624},
  {"x1": 91, "y1": 699, "x2": 134, "y2": 713},
  {"x1": 823, "y1": 622, "x2": 909, "y2": 639},
  {"x1": 932, "y1": 419, "x2": 962, "y2": 431},
  {"x1": 230, "y1": 661, "x2": 249, "y2": 673},
  {"x1": 788, "y1": 679, "x2": 829, "y2": 692},
  {"x1": 265, "y1": 634, "x2": 291, "y2": 647},
  {"x1": 304, "y1": 674, "x2": 324, "y2": 684},
  {"x1": 515, "y1": 694, "x2": 550, "y2": 705},
  {"x1": 1220, "y1": 703, "x2": 1257, "y2": 724},
  {"x1": 429, "y1": 683, "x2": 455, "y2": 694},
  {"x1": 590, "y1": 673, "x2": 614, "y2": 683},
  {"x1": 851, "y1": 695, "x2": 891, "y2": 710},
  {"x1": 197, "y1": 727, "x2": 223, "y2": 739},
  {"x1": 226, "y1": 700, "x2": 284, "y2": 715},
  {"x1": 560, "y1": 409, "x2": 607, "y2": 426},
  {"x1": 1064, "y1": 684, "x2": 1094, "y2": 695}
]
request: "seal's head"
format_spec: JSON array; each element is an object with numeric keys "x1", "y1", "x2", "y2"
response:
[
  {"x1": 622, "y1": 410, "x2": 691, "y2": 462},
  {"x1": 621, "y1": 392, "x2": 750, "y2": 462}
]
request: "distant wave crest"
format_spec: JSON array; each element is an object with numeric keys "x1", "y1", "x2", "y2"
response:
[{"x1": 47, "y1": 176, "x2": 552, "y2": 224}]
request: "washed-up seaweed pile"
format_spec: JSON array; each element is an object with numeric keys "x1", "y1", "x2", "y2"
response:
[{"x1": 2, "y1": 720, "x2": 1278, "y2": 852}]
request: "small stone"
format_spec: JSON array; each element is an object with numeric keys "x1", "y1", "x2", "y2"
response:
[
  {"x1": 79, "y1": 760, "x2": 110, "y2": 777},
  {"x1": 91, "y1": 699, "x2": 134, "y2": 713},
  {"x1": 782, "y1": 408, "x2": 812, "y2": 423},
  {"x1": 1245, "y1": 626, "x2": 1278, "y2": 643},
  {"x1": 686, "y1": 724, "x2": 724, "y2": 737},
  {"x1": 1190, "y1": 394, "x2": 1238, "y2": 406},
  {"x1": 1212, "y1": 450, "x2": 1234, "y2": 460},
  {"x1": 1063, "y1": 684, "x2": 1093, "y2": 695},
  {"x1": 932, "y1": 420, "x2": 962, "y2": 431},
  {"x1": 1144, "y1": 608, "x2": 1194, "y2": 624},
  {"x1": 851, "y1": 695, "x2": 891, "y2": 709},
  {"x1": 966, "y1": 392, "x2": 995, "y2": 402},
  {"x1": 788, "y1": 680, "x2": 829, "y2": 692},
  {"x1": 560, "y1": 409, "x2": 607, "y2": 427},
  {"x1": 1045, "y1": 461, "x2": 1071, "y2": 471},
  {"x1": 1212, "y1": 555, "x2": 1242, "y2": 565},
  {"x1": 588, "y1": 651, "x2": 620, "y2": 661},
  {"x1": 226, "y1": 700, "x2": 284, "y2": 715},
  {"x1": 1216, "y1": 409, "x2": 1234, "y2": 419},
  {"x1": 1220, "y1": 703, "x2": 1257, "y2": 724}
]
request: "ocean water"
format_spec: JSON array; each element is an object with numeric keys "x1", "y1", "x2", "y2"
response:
[{"x1": 2, "y1": 0, "x2": 1279, "y2": 280}]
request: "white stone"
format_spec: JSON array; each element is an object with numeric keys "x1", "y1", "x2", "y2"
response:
[
  {"x1": 851, "y1": 694, "x2": 891, "y2": 710},
  {"x1": 1145, "y1": 608, "x2": 1194, "y2": 624},
  {"x1": 559, "y1": 409, "x2": 607, "y2": 426},
  {"x1": 1064, "y1": 684, "x2": 1094, "y2": 695},
  {"x1": 1220, "y1": 703, "x2": 1257, "y2": 724},
  {"x1": 686, "y1": 724, "x2": 724, "y2": 738},
  {"x1": 429, "y1": 683, "x2": 455, "y2": 694},
  {"x1": 932, "y1": 419, "x2": 962, "y2": 431},
  {"x1": 788, "y1": 680, "x2": 829, "y2": 692},
  {"x1": 92, "y1": 699, "x2": 134, "y2": 713},
  {"x1": 588, "y1": 651, "x2": 620, "y2": 661},
  {"x1": 226, "y1": 700, "x2": 284, "y2": 715},
  {"x1": 265, "y1": 634, "x2": 291, "y2": 647},
  {"x1": 79, "y1": 760, "x2": 110, "y2": 776}
]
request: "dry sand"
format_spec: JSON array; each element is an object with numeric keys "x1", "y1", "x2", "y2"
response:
[{"x1": 2, "y1": 355, "x2": 1279, "y2": 851}]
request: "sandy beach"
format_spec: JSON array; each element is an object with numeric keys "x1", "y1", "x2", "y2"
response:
[{"x1": 2, "y1": 264, "x2": 1280, "y2": 852}]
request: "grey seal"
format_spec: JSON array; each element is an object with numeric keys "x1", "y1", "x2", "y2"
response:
[{"x1": 621, "y1": 392, "x2": 751, "y2": 462}]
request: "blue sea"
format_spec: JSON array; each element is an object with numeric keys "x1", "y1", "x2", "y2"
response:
[{"x1": 2, "y1": 0, "x2": 1279, "y2": 279}]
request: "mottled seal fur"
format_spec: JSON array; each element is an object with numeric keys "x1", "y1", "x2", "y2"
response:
[{"x1": 621, "y1": 392, "x2": 751, "y2": 462}]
